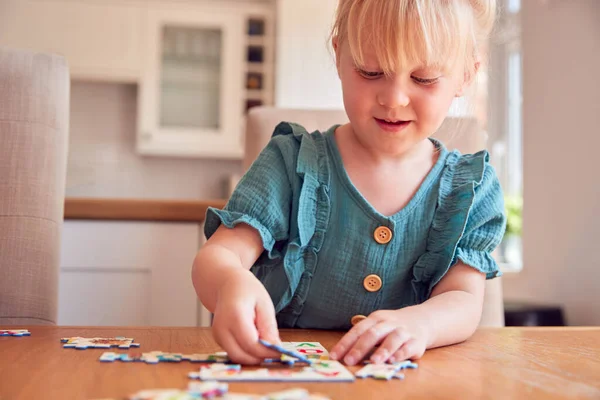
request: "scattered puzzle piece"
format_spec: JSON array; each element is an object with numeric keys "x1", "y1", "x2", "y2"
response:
[
  {"x1": 61, "y1": 336, "x2": 140, "y2": 349},
  {"x1": 100, "y1": 351, "x2": 232, "y2": 364},
  {"x1": 128, "y1": 383, "x2": 328, "y2": 400},
  {"x1": 355, "y1": 360, "x2": 418, "y2": 380},
  {"x1": 0, "y1": 329, "x2": 31, "y2": 337},
  {"x1": 265, "y1": 388, "x2": 331, "y2": 400},
  {"x1": 189, "y1": 360, "x2": 354, "y2": 382}
]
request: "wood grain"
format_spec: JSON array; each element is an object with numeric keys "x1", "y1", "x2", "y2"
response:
[
  {"x1": 0, "y1": 327, "x2": 599, "y2": 400},
  {"x1": 64, "y1": 198, "x2": 227, "y2": 223}
]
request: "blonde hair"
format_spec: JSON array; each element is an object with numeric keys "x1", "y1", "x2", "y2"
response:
[{"x1": 331, "y1": 0, "x2": 496, "y2": 78}]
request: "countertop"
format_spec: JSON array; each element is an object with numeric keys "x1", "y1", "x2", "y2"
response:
[{"x1": 64, "y1": 197, "x2": 227, "y2": 223}]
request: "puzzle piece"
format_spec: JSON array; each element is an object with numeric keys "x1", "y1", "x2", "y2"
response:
[
  {"x1": 61, "y1": 336, "x2": 140, "y2": 349},
  {"x1": 129, "y1": 383, "x2": 328, "y2": 400},
  {"x1": 99, "y1": 351, "x2": 231, "y2": 364},
  {"x1": 264, "y1": 388, "x2": 331, "y2": 400},
  {"x1": 129, "y1": 381, "x2": 228, "y2": 399},
  {"x1": 189, "y1": 360, "x2": 354, "y2": 382},
  {"x1": 0, "y1": 329, "x2": 31, "y2": 337},
  {"x1": 262, "y1": 341, "x2": 330, "y2": 365},
  {"x1": 355, "y1": 360, "x2": 418, "y2": 380},
  {"x1": 259, "y1": 340, "x2": 314, "y2": 365}
]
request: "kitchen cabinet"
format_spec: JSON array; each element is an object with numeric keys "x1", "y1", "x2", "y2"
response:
[
  {"x1": 137, "y1": 2, "x2": 274, "y2": 158},
  {"x1": 0, "y1": 0, "x2": 145, "y2": 82},
  {"x1": 58, "y1": 220, "x2": 211, "y2": 327}
]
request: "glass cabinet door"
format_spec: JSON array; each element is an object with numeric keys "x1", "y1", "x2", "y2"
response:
[
  {"x1": 159, "y1": 26, "x2": 222, "y2": 130},
  {"x1": 138, "y1": 8, "x2": 245, "y2": 159}
]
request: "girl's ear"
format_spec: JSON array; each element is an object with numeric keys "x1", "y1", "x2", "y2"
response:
[
  {"x1": 456, "y1": 61, "x2": 480, "y2": 97},
  {"x1": 332, "y1": 36, "x2": 341, "y2": 77}
]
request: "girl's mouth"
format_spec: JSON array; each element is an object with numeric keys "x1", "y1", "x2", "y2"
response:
[{"x1": 374, "y1": 118, "x2": 411, "y2": 132}]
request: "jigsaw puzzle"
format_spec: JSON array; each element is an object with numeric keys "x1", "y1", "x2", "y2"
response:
[
  {"x1": 61, "y1": 336, "x2": 140, "y2": 349},
  {"x1": 189, "y1": 360, "x2": 355, "y2": 382},
  {"x1": 99, "y1": 350, "x2": 230, "y2": 364},
  {"x1": 0, "y1": 329, "x2": 31, "y2": 337}
]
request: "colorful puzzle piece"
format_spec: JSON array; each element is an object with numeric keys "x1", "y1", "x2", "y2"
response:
[
  {"x1": 0, "y1": 329, "x2": 31, "y2": 337},
  {"x1": 259, "y1": 340, "x2": 314, "y2": 365},
  {"x1": 61, "y1": 336, "x2": 140, "y2": 349},
  {"x1": 355, "y1": 360, "x2": 418, "y2": 380},
  {"x1": 189, "y1": 360, "x2": 354, "y2": 382},
  {"x1": 264, "y1": 388, "x2": 331, "y2": 400},
  {"x1": 128, "y1": 383, "x2": 329, "y2": 400},
  {"x1": 129, "y1": 381, "x2": 228, "y2": 399},
  {"x1": 263, "y1": 341, "x2": 330, "y2": 365},
  {"x1": 99, "y1": 351, "x2": 230, "y2": 364}
]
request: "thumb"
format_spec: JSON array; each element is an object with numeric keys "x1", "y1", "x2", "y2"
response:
[{"x1": 255, "y1": 298, "x2": 280, "y2": 344}]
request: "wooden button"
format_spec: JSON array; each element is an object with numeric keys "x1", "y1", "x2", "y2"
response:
[
  {"x1": 351, "y1": 315, "x2": 367, "y2": 326},
  {"x1": 373, "y1": 226, "x2": 392, "y2": 244},
  {"x1": 363, "y1": 274, "x2": 382, "y2": 292}
]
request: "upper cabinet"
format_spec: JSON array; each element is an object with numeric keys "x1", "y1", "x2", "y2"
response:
[
  {"x1": 0, "y1": 0, "x2": 145, "y2": 82},
  {"x1": 137, "y1": 6, "x2": 246, "y2": 158},
  {"x1": 137, "y1": 2, "x2": 274, "y2": 159},
  {"x1": 0, "y1": 0, "x2": 275, "y2": 159}
]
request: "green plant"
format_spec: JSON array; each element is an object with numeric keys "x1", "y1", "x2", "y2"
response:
[{"x1": 504, "y1": 195, "x2": 523, "y2": 237}]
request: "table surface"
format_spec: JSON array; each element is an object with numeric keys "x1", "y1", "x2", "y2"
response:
[{"x1": 1, "y1": 326, "x2": 599, "y2": 400}]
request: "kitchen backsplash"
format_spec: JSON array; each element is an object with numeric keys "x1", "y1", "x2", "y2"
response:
[{"x1": 66, "y1": 81, "x2": 241, "y2": 199}]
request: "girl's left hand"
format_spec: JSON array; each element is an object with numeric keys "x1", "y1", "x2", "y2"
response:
[{"x1": 329, "y1": 309, "x2": 428, "y2": 366}]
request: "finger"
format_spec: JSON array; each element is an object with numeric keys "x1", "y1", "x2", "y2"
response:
[
  {"x1": 370, "y1": 327, "x2": 411, "y2": 364},
  {"x1": 389, "y1": 338, "x2": 425, "y2": 363},
  {"x1": 253, "y1": 298, "x2": 282, "y2": 359},
  {"x1": 211, "y1": 311, "x2": 262, "y2": 365},
  {"x1": 227, "y1": 313, "x2": 274, "y2": 362},
  {"x1": 213, "y1": 306, "x2": 264, "y2": 364},
  {"x1": 343, "y1": 321, "x2": 397, "y2": 366},
  {"x1": 218, "y1": 327, "x2": 263, "y2": 365},
  {"x1": 329, "y1": 318, "x2": 378, "y2": 362}
]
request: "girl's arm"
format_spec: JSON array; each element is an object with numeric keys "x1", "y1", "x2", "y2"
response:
[
  {"x1": 402, "y1": 261, "x2": 486, "y2": 349},
  {"x1": 330, "y1": 262, "x2": 486, "y2": 365},
  {"x1": 191, "y1": 223, "x2": 264, "y2": 312},
  {"x1": 192, "y1": 224, "x2": 281, "y2": 364}
]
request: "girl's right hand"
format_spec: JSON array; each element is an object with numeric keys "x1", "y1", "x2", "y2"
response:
[{"x1": 211, "y1": 269, "x2": 281, "y2": 364}]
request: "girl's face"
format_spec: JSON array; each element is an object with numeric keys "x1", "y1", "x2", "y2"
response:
[{"x1": 335, "y1": 39, "x2": 469, "y2": 157}]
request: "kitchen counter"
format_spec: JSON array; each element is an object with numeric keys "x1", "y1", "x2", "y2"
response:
[{"x1": 64, "y1": 198, "x2": 227, "y2": 223}]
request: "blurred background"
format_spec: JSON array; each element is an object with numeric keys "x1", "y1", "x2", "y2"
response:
[{"x1": 1, "y1": 0, "x2": 598, "y2": 329}]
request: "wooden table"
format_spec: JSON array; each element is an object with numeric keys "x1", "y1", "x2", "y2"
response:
[{"x1": 1, "y1": 327, "x2": 599, "y2": 399}]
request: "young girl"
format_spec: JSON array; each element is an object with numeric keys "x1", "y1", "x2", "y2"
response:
[{"x1": 192, "y1": 0, "x2": 504, "y2": 366}]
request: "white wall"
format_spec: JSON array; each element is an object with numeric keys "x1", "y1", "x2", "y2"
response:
[
  {"x1": 274, "y1": 0, "x2": 343, "y2": 109},
  {"x1": 66, "y1": 81, "x2": 241, "y2": 199},
  {"x1": 502, "y1": 0, "x2": 600, "y2": 325}
]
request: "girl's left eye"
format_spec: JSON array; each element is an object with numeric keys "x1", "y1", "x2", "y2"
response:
[
  {"x1": 412, "y1": 76, "x2": 440, "y2": 85},
  {"x1": 357, "y1": 68, "x2": 383, "y2": 79}
]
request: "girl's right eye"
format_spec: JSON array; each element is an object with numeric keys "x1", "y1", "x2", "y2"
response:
[{"x1": 356, "y1": 68, "x2": 383, "y2": 80}]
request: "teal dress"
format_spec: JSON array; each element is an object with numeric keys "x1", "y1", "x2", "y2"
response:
[{"x1": 205, "y1": 122, "x2": 506, "y2": 330}]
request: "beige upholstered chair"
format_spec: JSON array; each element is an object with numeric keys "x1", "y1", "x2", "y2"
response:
[
  {"x1": 0, "y1": 48, "x2": 70, "y2": 325},
  {"x1": 243, "y1": 106, "x2": 505, "y2": 327}
]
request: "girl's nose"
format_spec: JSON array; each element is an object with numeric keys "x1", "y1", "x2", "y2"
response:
[{"x1": 377, "y1": 82, "x2": 410, "y2": 109}]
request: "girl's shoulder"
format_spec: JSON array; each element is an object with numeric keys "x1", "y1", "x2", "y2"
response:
[{"x1": 440, "y1": 147, "x2": 500, "y2": 192}]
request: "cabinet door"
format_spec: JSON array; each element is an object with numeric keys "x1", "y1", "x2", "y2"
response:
[
  {"x1": 0, "y1": 0, "x2": 144, "y2": 82},
  {"x1": 58, "y1": 221, "x2": 200, "y2": 326},
  {"x1": 137, "y1": 7, "x2": 245, "y2": 159}
]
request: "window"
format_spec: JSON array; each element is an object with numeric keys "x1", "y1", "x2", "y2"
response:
[{"x1": 488, "y1": 0, "x2": 523, "y2": 269}]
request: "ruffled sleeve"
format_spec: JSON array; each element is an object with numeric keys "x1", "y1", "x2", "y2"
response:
[
  {"x1": 411, "y1": 150, "x2": 506, "y2": 302},
  {"x1": 204, "y1": 122, "x2": 300, "y2": 259}
]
